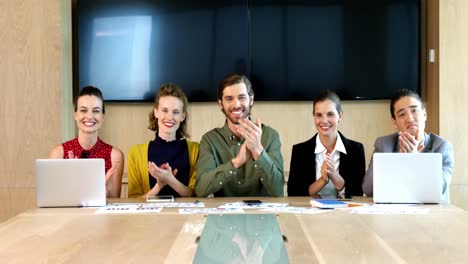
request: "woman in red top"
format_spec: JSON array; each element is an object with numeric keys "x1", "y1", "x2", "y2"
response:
[{"x1": 49, "y1": 86, "x2": 124, "y2": 198}]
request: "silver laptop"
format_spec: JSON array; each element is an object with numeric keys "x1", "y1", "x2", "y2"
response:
[
  {"x1": 373, "y1": 153, "x2": 442, "y2": 204},
  {"x1": 36, "y1": 159, "x2": 106, "y2": 207}
]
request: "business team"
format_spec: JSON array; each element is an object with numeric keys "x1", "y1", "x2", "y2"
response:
[{"x1": 50, "y1": 74, "x2": 454, "y2": 202}]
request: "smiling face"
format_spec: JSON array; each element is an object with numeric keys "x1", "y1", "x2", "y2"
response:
[
  {"x1": 218, "y1": 82, "x2": 253, "y2": 126},
  {"x1": 391, "y1": 96, "x2": 427, "y2": 138},
  {"x1": 313, "y1": 99, "x2": 342, "y2": 139},
  {"x1": 154, "y1": 96, "x2": 186, "y2": 141},
  {"x1": 74, "y1": 95, "x2": 104, "y2": 134}
]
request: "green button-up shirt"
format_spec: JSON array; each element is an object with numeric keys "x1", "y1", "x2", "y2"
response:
[{"x1": 195, "y1": 122, "x2": 284, "y2": 197}]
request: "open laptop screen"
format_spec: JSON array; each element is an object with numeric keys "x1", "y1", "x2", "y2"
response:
[
  {"x1": 373, "y1": 153, "x2": 442, "y2": 204},
  {"x1": 36, "y1": 159, "x2": 106, "y2": 207}
]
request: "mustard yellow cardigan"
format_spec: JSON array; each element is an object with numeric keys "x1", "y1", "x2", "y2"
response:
[{"x1": 127, "y1": 140, "x2": 199, "y2": 198}]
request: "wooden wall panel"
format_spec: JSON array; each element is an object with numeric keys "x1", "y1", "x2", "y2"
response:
[
  {"x1": 425, "y1": 0, "x2": 440, "y2": 134},
  {"x1": 0, "y1": 0, "x2": 62, "y2": 221},
  {"x1": 0, "y1": 189, "x2": 36, "y2": 223},
  {"x1": 439, "y1": 0, "x2": 468, "y2": 208},
  {"x1": 61, "y1": 0, "x2": 75, "y2": 142}
]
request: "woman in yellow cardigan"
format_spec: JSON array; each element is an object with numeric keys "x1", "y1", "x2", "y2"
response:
[{"x1": 127, "y1": 83, "x2": 199, "y2": 198}]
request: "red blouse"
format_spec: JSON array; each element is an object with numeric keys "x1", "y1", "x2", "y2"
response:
[{"x1": 62, "y1": 137, "x2": 113, "y2": 172}]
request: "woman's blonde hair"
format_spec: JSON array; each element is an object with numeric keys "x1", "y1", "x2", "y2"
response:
[{"x1": 148, "y1": 83, "x2": 189, "y2": 138}]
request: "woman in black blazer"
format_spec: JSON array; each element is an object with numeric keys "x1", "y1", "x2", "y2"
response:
[{"x1": 287, "y1": 91, "x2": 365, "y2": 198}]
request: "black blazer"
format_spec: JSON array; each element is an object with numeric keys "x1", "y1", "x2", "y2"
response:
[{"x1": 287, "y1": 132, "x2": 365, "y2": 198}]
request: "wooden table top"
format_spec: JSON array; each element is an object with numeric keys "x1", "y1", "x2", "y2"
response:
[{"x1": 1, "y1": 197, "x2": 468, "y2": 263}]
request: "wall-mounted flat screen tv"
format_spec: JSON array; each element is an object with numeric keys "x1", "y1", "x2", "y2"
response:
[{"x1": 74, "y1": 0, "x2": 421, "y2": 102}]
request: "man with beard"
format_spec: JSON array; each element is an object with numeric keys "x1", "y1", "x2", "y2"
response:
[
  {"x1": 195, "y1": 74, "x2": 284, "y2": 197},
  {"x1": 362, "y1": 89, "x2": 454, "y2": 203}
]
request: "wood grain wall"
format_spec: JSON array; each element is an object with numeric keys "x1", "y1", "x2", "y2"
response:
[
  {"x1": 0, "y1": 0, "x2": 62, "y2": 222},
  {"x1": 439, "y1": 0, "x2": 468, "y2": 209}
]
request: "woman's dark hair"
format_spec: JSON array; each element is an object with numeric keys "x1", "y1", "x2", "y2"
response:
[
  {"x1": 148, "y1": 83, "x2": 189, "y2": 138},
  {"x1": 74, "y1": 86, "x2": 105, "y2": 114},
  {"x1": 313, "y1": 90, "x2": 342, "y2": 114}
]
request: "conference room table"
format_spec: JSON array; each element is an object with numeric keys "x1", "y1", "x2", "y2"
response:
[{"x1": 1, "y1": 197, "x2": 468, "y2": 263}]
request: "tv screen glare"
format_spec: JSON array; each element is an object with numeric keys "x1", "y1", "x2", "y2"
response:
[{"x1": 75, "y1": 0, "x2": 421, "y2": 102}]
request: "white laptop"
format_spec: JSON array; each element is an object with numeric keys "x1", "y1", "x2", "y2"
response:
[
  {"x1": 36, "y1": 159, "x2": 106, "y2": 207},
  {"x1": 373, "y1": 153, "x2": 442, "y2": 204}
]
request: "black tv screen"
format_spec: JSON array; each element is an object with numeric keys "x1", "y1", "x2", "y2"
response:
[{"x1": 75, "y1": 0, "x2": 421, "y2": 102}]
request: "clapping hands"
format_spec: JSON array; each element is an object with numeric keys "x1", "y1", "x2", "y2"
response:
[
  {"x1": 105, "y1": 160, "x2": 121, "y2": 183},
  {"x1": 231, "y1": 117, "x2": 264, "y2": 168},
  {"x1": 148, "y1": 162, "x2": 178, "y2": 187},
  {"x1": 398, "y1": 131, "x2": 424, "y2": 153},
  {"x1": 320, "y1": 153, "x2": 338, "y2": 182},
  {"x1": 237, "y1": 117, "x2": 264, "y2": 159}
]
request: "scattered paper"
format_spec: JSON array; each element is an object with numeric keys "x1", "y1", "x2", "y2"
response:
[
  {"x1": 107, "y1": 202, "x2": 205, "y2": 208},
  {"x1": 349, "y1": 204, "x2": 429, "y2": 214},
  {"x1": 146, "y1": 202, "x2": 205, "y2": 208},
  {"x1": 259, "y1": 206, "x2": 331, "y2": 214},
  {"x1": 96, "y1": 204, "x2": 163, "y2": 214},
  {"x1": 96, "y1": 202, "x2": 205, "y2": 214},
  {"x1": 179, "y1": 208, "x2": 245, "y2": 214},
  {"x1": 218, "y1": 202, "x2": 289, "y2": 209}
]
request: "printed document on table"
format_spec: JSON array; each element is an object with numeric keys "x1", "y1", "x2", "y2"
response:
[{"x1": 349, "y1": 204, "x2": 429, "y2": 214}]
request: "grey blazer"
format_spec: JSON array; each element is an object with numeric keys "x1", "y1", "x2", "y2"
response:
[{"x1": 362, "y1": 132, "x2": 454, "y2": 203}]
